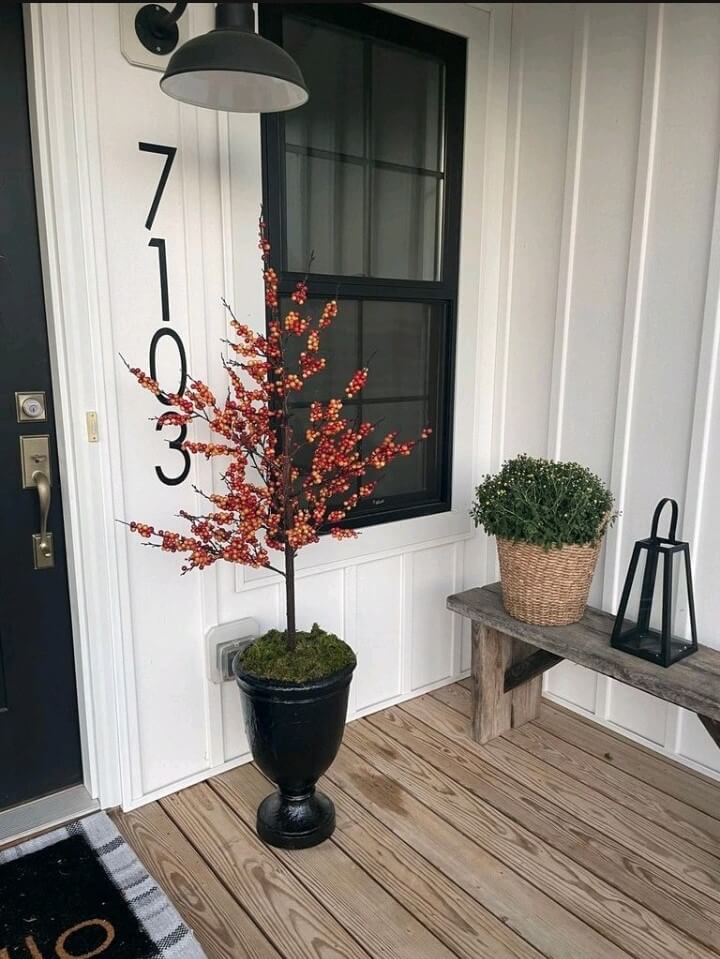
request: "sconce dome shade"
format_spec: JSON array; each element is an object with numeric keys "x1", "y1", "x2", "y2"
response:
[{"x1": 160, "y1": 28, "x2": 308, "y2": 113}]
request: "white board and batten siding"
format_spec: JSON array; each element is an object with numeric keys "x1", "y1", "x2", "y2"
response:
[
  {"x1": 33, "y1": 0, "x2": 720, "y2": 810},
  {"x1": 30, "y1": 2, "x2": 500, "y2": 808},
  {"x1": 497, "y1": 2, "x2": 720, "y2": 778}
]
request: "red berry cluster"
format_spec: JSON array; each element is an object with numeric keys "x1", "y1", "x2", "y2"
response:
[
  {"x1": 130, "y1": 522, "x2": 155, "y2": 537},
  {"x1": 284, "y1": 311, "x2": 309, "y2": 335},
  {"x1": 128, "y1": 368, "x2": 160, "y2": 396},
  {"x1": 319, "y1": 300, "x2": 337, "y2": 329},
  {"x1": 291, "y1": 280, "x2": 308, "y2": 305},
  {"x1": 345, "y1": 368, "x2": 368, "y2": 398},
  {"x1": 299, "y1": 352, "x2": 326, "y2": 379},
  {"x1": 264, "y1": 266, "x2": 279, "y2": 309}
]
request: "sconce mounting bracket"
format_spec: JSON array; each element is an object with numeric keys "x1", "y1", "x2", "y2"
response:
[{"x1": 119, "y1": 3, "x2": 189, "y2": 73}]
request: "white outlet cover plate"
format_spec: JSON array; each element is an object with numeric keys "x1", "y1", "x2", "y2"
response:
[
  {"x1": 119, "y1": 3, "x2": 190, "y2": 73},
  {"x1": 206, "y1": 618, "x2": 259, "y2": 684}
]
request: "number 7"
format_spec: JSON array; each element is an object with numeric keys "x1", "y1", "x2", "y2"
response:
[{"x1": 138, "y1": 142, "x2": 177, "y2": 231}]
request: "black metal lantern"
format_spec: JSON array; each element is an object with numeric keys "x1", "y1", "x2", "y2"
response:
[{"x1": 611, "y1": 499, "x2": 698, "y2": 667}]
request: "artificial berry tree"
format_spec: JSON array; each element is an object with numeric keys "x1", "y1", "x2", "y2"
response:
[{"x1": 126, "y1": 223, "x2": 430, "y2": 654}]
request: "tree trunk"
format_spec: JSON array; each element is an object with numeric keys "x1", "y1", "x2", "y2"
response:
[{"x1": 284, "y1": 541, "x2": 296, "y2": 651}]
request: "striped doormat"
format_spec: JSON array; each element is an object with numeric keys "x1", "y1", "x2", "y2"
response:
[{"x1": 0, "y1": 812, "x2": 206, "y2": 959}]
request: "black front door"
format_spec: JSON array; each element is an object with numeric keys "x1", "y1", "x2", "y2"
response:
[{"x1": 0, "y1": 4, "x2": 83, "y2": 810}]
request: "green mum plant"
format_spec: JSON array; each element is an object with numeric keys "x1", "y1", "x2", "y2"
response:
[{"x1": 470, "y1": 454, "x2": 616, "y2": 549}]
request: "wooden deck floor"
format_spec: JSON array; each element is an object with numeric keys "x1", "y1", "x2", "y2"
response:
[{"x1": 114, "y1": 680, "x2": 720, "y2": 959}]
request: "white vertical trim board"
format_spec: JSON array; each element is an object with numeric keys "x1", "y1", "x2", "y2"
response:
[
  {"x1": 547, "y1": 5, "x2": 589, "y2": 462},
  {"x1": 594, "y1": 3, "x2": 663, "y2": 724},
  {"x1": 493, "y1": 5, "x2": 524, "y2": 477},
  {"x1": 602, "y1": 2, "x2": 663, "y2": 614},
  {"x1": 25, "y1": 2, "x2": 136, "y2": 810}
]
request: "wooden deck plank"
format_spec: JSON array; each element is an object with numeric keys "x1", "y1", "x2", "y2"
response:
[
  {"x1": 506, "y1": 720, "x2": 720, "y2": 855},
  {"x1": 448, "y1": 583, "x2": 720, "y2": 722},
  {"x1": 435, "y1": 682, "x2": 720, "y2": 822},
  {"x1": 320, "y1": 768, "x2": 545, "y2": 959},
  {"x1": 434, "y1": 696, "x2": 720, "y2": 902},
  {"x1": 398, "y1": 695, "x2": 720, "y2": 953},
  {"x1": 538, "y1": 700, "x2": 720, "y2": 818},
  {"x1": 160, "y1": 782, "x2": 370, "y2": 959},
  {"x1": 210, "y1": 765, "x2": 456, "y2": 959},
  {"x1": 431, "y1": 680, "x2": 476, "y2": 715},
  {"x1": 356, "y1": 713, "x2": 716, "y2": 959},
  {"x1": 427, "y1": 691, "x2": 720, "y2": 905},
  {"x1": 327, "y1": 741, "x2": 629, "y2": 959},
  {"x1": 112, "y1": 804, "x2": 280, "y2": 959}
]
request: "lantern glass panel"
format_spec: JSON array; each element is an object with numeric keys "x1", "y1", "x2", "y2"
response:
[{"x1": 613, "y1": 541, "x2": 695, "y2": 665}]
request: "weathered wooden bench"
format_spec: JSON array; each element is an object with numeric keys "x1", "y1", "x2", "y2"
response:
[{"x1": 447, "y1": 582, "x2": 720, "y2": 748}]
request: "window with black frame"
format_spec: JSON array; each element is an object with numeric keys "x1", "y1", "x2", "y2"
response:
[{"x1": 260, "y1": 4, "x2": 466, "y2": 528}]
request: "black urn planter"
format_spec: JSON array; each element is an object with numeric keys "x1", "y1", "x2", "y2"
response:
[{"x1": 233, "y1": 658, "x2": 355, "y2": 849}]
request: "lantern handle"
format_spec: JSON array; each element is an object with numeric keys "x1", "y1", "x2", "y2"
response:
[{"x1": 650, "y1": 497, "x2": 679, "y2": 542}]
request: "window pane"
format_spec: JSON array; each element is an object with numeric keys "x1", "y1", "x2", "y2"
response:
[
  {"x1": 361, "y1": 301, "x2": 434, "y2": 399},
  {"x1": 286, "y1": 153, "x2": 365, "y2": 275},
  {"x1": 371, "y1": 168, "x2": 441, "y2": 281},
  {"x1": 371, "y1": 45, "x2": 444, "y2": 172},
  {"x1": 283, "y1": 19, "x2": 364, "y2": 156},
  {"x1": 283, "y1": 298, "x2": 446, "y2": 513},
  {"x1": 282, "y1": 297, "x2": 360, "y2": 401},
  {"x1": 366, "y1": 400, "x2": 439, "y2": 502},
  {"x1": 279, "y1": 15, "x2": 446, "y2": 281}
]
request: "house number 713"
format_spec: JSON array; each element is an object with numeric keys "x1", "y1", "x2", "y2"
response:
[{"x1": 139, "y1": 141, "x2": 190, "y2": 487}]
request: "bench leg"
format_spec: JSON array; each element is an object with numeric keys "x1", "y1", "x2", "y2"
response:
[{"x1": 470, "y1": 622, "x2": 543, "y2": 744}]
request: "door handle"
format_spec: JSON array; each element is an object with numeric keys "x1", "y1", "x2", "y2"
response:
[
  {"x1": 32, "y1": 469, "x2": 52, "y2": 559},
  {"x1": 19, "y1": 434, "x2": 54, "y2": 570}
]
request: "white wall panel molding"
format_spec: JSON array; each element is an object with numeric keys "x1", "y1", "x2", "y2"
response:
[
  {"x1": 236, "y1": 525, "x2": 475, "y2": 594},
  {"x1": 673, "y1": 7, "x2": 720, "y2": 764},
  {"x1": 70, "y1": 2, "x2": 149, "y2": 803},
  {"x1": 178, "y1": 19, "x2": 224, "y2": 768},
  {"x1": 601, "y1": 2, "x2": 663, "y2": 613},
  {"x1": 547, "y1": 5, "x2": 589, "y2": 460},
  {"x1": 681, "y1": 103, "x2": 720, "y2": 648},
  {"x1": 493, "y1": 4, "x2": 525, "y2": 475},
  {"x1": 234, "y1": 511, "x2": 475, "y2": 593},
  {"x1": 595, "y1": 2, "x2": 663, "y2": 723},
  {"x1": 475, "y1": 1, "x2": 512, "y2": 585},
  {"x1": 450, "y1": 540, "x2": 465, "y2": 678}
]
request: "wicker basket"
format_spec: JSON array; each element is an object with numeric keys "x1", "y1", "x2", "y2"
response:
[{"x1": 496, "y1": 536, "x2": 602, "y2": 626}]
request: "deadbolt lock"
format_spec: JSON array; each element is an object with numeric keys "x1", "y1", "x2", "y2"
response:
[{"x1": 15, "y1": 391, "x2": 47, "y2": 423}]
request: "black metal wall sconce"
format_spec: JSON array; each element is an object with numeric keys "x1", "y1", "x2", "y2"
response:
[
  {"x1": 611, "y1": 498, "x2": 698, "y2": 668},
  {"x1": 134, "y1": 2, "x2": 308, "y2": 113}
]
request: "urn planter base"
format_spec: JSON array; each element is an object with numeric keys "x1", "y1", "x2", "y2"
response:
[
  {"x1": 257, "y1": 788, "x2": 335, "y2": 849},
  {"x1": 234, "y1": 657, "x2": 355, "y2": 850}
]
